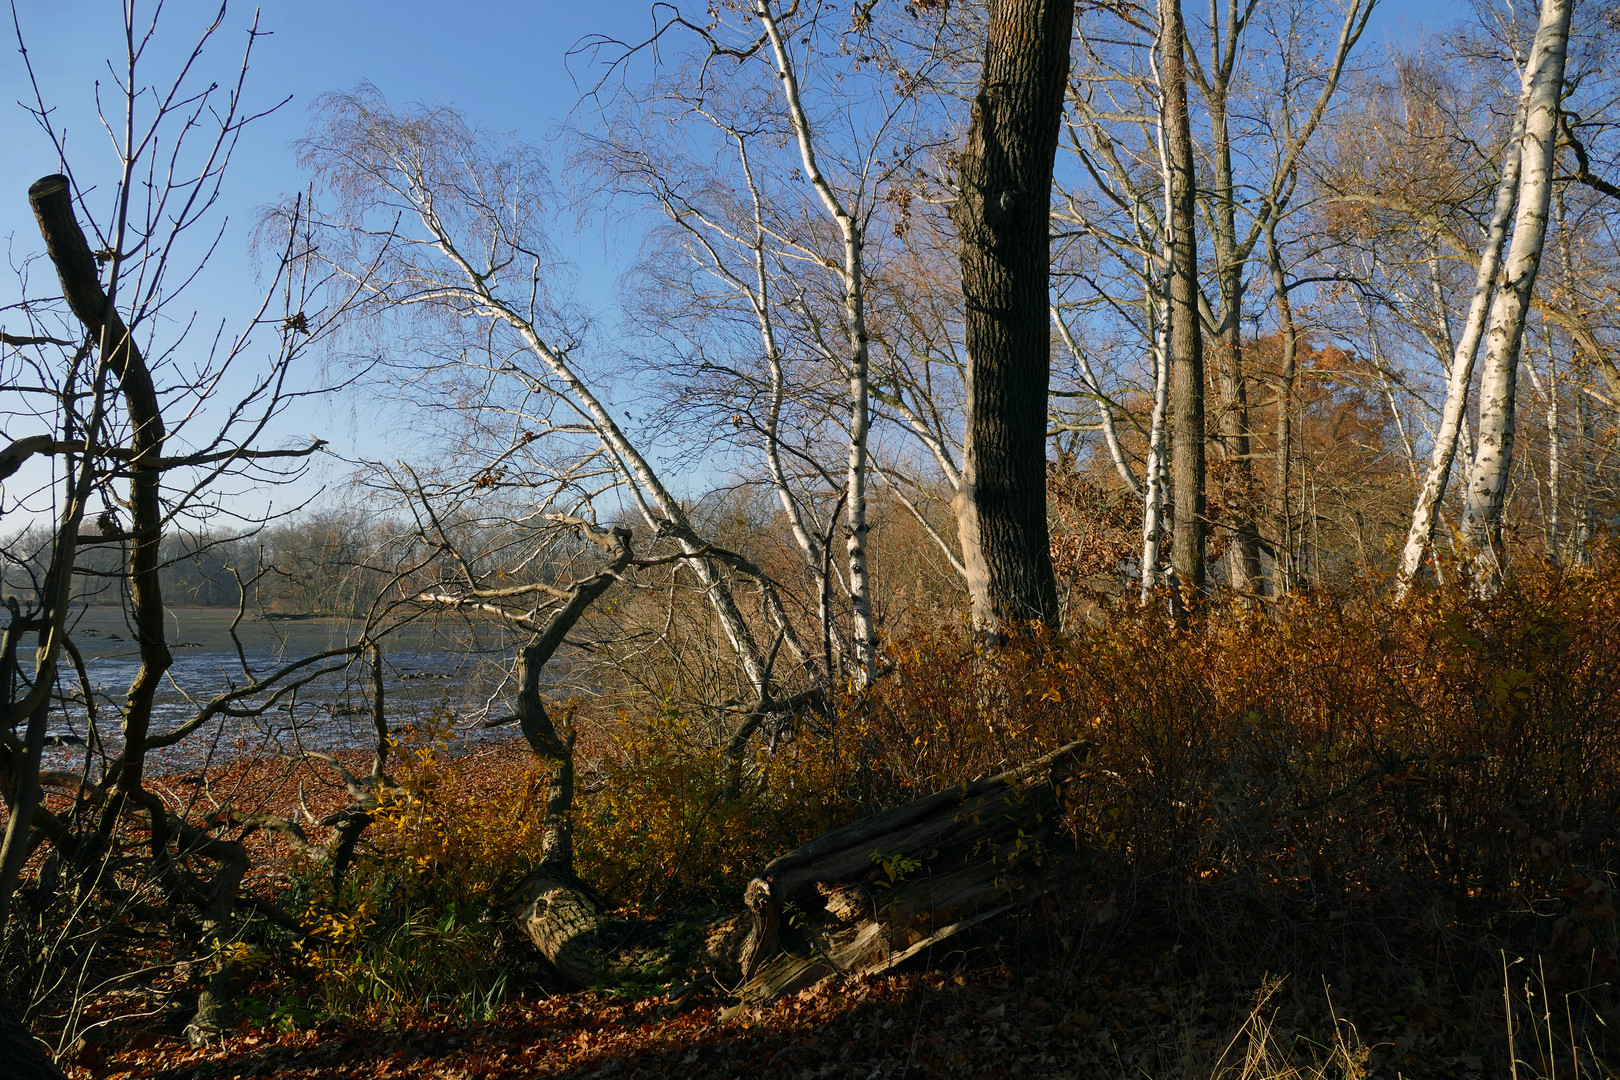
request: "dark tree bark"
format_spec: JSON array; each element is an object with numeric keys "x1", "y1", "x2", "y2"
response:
[
  {"x1": 952, "y1": 0, "x2": 1074, "y2": 632},
  {"x1": 29, "y1": 175, "x2": 172, "y2": 815},
  {"x1": 1160, "y1": 0, "x2": 1207, "y2": 594},
  {"x1": 0, "y1": 1000, "x2": 67, "y2": 1080},
  {"x1": 506, "y1": 526, "x2": 634, "y2": 987},
  {"x1": 1208, "y1": 107, "x2": 1263, "y2": 597}
]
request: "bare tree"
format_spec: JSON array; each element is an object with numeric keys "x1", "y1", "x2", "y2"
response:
[
  {"x1": 578, "y1": 0, "x2": 960, "y2": 681},
  {"x1": 294, "y1": 89, "x2": 790, "y2": 695},
  {"x1": 1457, "y1": 0, "x2": 1575, "y2": 593},
  {"x1": 1183, "y1": 0, "x2": 1376, "y2": 595},
  {"x1": 1159, "y1": 0, "x2": 1208, "y2": 595},
  {"x1": 1391, "y1": 38, "x2": 1540, "y2": 598},
  {"x1": 1, "y1": 2, "x2": 386, "y2": 1051}
]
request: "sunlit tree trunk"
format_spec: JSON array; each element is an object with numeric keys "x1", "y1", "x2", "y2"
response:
[
  {"x1": 1141, "y1": 91, "x2": 1174, "y2": 605},
  {"x1": 1265, "y1": 217, "x2": 1298, "y2": 595},
  {"x1": 1203, "y1": 51, "x2": 1261, "y2": 595},
  {"x1": 1140, "y1": 279, "x2": 1172, "y2": 605},
  {"x1": 1393, "y1": 48, "x2": 1540, "y2": 600},
  {"x1": 953, "y1": 0, "x2": 1074, "y2": 631},
  {"x1": 1572, "y1": 388, "x2": 1592, "y2": 566},
  {"x1": 28, "y1": 175, "x2": 173, "y2": 841},
  {"x1": 1458, "y1": 0, "x2": 1574, "y2": 594},
  {"x1": 1160, "y1": 0, "x2": 1206, "y2": 595},
  {"x1": 758, "y1": 1, "x2": 879, "y2": 681}
]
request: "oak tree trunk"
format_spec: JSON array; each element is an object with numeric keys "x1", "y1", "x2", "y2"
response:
[
  {"x1": 953, "y1": 0, "x2": 1074, "y2": 632},
  {"x1": 1160, "y1": 0, "x2": 1207, "y2": 594}
]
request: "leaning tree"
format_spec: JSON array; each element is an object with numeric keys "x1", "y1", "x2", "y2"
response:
[{"x1": 0, "y1": 3, "x2": 397, "y2": 1058}]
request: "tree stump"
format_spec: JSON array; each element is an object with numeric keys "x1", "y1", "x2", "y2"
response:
[
  {"x1": 511, "y1": 873, "x2": 613, "y2": 988},
  {"x1": 728, "y1": 741, "x2": 1089, "y2": 1012}
]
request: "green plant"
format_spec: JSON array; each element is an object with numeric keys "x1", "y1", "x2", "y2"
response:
[
  {"x1": 281, "y1": 709, "x2": 540, "y2": 1021},
  {"x1": 868, "y1": 851, "x2": 922, "y2": 887}
]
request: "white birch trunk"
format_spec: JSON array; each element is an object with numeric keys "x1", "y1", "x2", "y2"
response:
[
  {"x1": 732, "y1": 134, "x2": 829, "y2": 591},
  {"x1": 408, "y1": 219, "x2": 772, "y2": 694},
  {"x1": 1546, "y1": 361, "x2": 1560, "y2": 564},
  {"x1": 1457, "y1": 0, "x2": 1574, "y2": 594},
  {"x1": 1053, "y1": 308, "x2": 1141, "y2": 498},
  {"x1": 1139, "y1": 57, "x2": 1175, "y2": 605},
  {"x1": 1139, "y1": 296, "x2": 1171, "y2": 605},
  {"x1": 758, "y1": 1, "x2": 878, "y2": 685},
  {"x1": 1392, "y1": 37, "x2": 1542, "y2": 600}
]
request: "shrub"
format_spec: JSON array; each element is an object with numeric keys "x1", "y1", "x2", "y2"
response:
[
  {"x1": 288, "y1": 709, "x2": 545, "y2": 1021},
  {"x1": 573, "y1": 701, "x2": 860, "y2": 906},
  {"x1": 838, "y1": 556, "x2": 1620, "y2": 1066},
  {"x1": 270, "y1": 557, "x2": 1620, "y2": 1061}
]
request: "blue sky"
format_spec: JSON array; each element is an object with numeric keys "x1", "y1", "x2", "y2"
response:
[
  {"x1": 1, "y1": 0, "x2": 665, "y2": 297},
  {"x1": 0, "y1": 0, "x2": 1475, "y2": 519},
  {"x1": 1, "y1": 0, "x2": 665, "y2": 515}
]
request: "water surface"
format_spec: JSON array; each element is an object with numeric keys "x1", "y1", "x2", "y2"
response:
[{"x1": 24, "y1": 606, "x2": 540, "y2": 776}]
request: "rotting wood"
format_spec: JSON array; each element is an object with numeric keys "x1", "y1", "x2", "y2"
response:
[
  {"x1": 726, "y1": 741, "x2": 1090, "y2": 1014},
  {"x1": 511, "y1": 873, "x2": 615, "y2": 989}
]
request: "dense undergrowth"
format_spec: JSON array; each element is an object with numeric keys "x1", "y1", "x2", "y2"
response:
[{"x1": 20, "y1": 557, "x2": 1620, "y2": 1076}]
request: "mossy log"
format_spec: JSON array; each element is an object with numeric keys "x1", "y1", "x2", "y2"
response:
[{"x1": 728, "y1": 741, "x2": 1089, "y2": 1013}]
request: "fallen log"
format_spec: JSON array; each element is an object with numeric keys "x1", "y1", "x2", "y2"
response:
[
  {"x1": 728, "y1": 741, "x2": 1090, "y2": 1012},
  {"x1": 510, "y1": 872, "x2": 615, "y2": 987}
]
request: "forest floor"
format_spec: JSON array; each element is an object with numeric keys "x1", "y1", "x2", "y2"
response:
[
  {"x1": 62, "y1": 947, "x2": 1514, "y2": 1080},
  {"x1": 44, "y1": 747, "x2": 1608, "y2": 1080}
]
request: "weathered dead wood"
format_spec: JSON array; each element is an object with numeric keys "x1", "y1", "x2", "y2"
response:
[
  {"x1": 728, "y1": 741, "x2": 1089, "y2": 1012},
  {"x1": 510, "y1": 873, "x2": 616, "y2": 988},
  {"x1": 499, "y1": 526, "x2": 633, "y2": 985}
]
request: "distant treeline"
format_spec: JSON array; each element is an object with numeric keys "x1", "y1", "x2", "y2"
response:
[
  {"x1": 0, "y1": 509, "x2": 596, "y2": 617},
  {"x1": 3, "y1": 511, "x2": 386, "y2": 616}
]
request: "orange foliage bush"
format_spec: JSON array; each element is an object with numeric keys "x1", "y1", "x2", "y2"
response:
[
  {"x1": 289, "y1": 711, "x2": 549, "y2": 1019},
  {"x1": 362, "y1": 709, "x2": 551, "y2": 905},
  {"x1": 574, "y1": 704, "x2": 860, "y2": 906},
  {"x1": 845, "y1": 555, "x2": 1620, "y2": 992},
  {"x1": 575, "y1": 557, "x2": 1620, "y2": 955},
  {"x1": 293, "y1": 556, "x2": 1620, "y2": 1032}
]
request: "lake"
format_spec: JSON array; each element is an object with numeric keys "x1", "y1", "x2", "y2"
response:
[{"x1": 21, "y1": 606, "x2": 542, "y2": 776}]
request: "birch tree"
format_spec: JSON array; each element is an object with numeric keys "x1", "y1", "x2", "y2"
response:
[
  {"x1": 1391, "y1": 43, "x2": 1540, "y2": 598},
  {"x1": 2, "y1": 3, "x2": 387, "y2": 1046},
  {"x1": 1050, "y1": 11, "x2": 1173, "y2": 601},
  {"x1": 583, "y1": 1, "x2": 961, "y2": 682},
  {"x1": 1456, "y1": 0, "x2": 1575, "y2": 593},
  {"x1": 295, "y1": 90, "x2": 787, "y2": 707}
]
